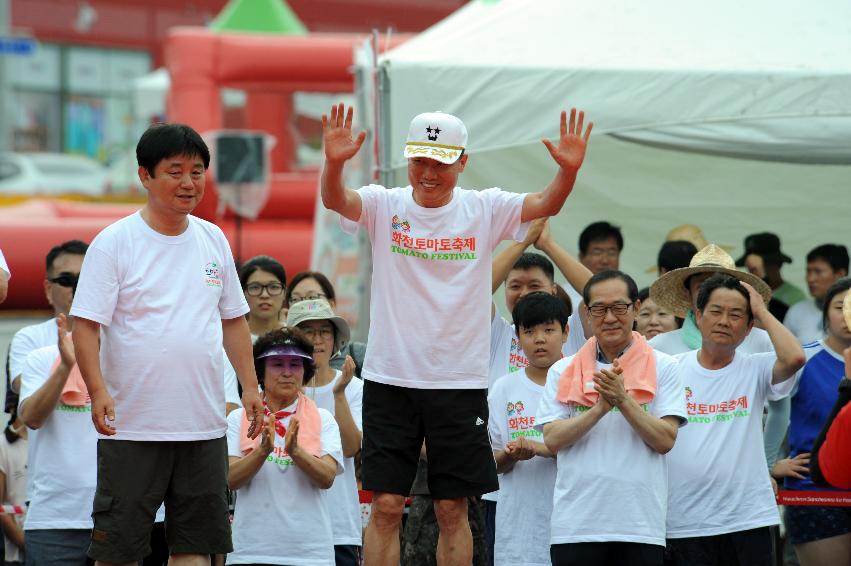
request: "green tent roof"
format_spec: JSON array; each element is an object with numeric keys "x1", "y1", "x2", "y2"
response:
[{"x1": 210, "y1": 0, "x2": 307, "y2": 35}]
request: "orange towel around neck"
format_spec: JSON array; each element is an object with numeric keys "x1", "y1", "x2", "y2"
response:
[
  {"x1": 49, "y1": 353, "x2": 89, "y2": 407},
  {"x1": 240, "y1": 392, "x2": 322, "y2": 458},
  {"x1": 556, "y1": 331, "x2": 656, "y2": 407}
]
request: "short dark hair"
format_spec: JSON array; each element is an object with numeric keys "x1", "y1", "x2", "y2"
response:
[
  {"x1": 578, "y1": 221, "x2": 623, "y2": 255},
  {"x1": 696, "y1": 274, "x2": 753, "y2": 322},
  {"x1": 45, "y1": 240, "x2": 88, "y2": 275},
  {"x1": 582, "y1": 270, "x2": 639, "y2": 306},
  {"x1": 554, "y1": 284, "x2": 574, "y2": 317},
  {"x1": 239, "y1": 255, "x2": 287, "y2": 290},
  {"x1": 253, "y1": 327, "x2": 316, "y2": 388},
  {"x1": 512, "y1": 291, "x2": 569, "y2": 332},
  {"x1": 510, "y1": 252, "x2": 555, "y2": 282},
  {"x1": 807, "y1": 244, "x2": 849, "y2": 274},
  {"x1": 285, "y1": 271, "x2": 336, "y2": 305},
  {"x1": 657, "y1": 240, "x2": 697, "y2": 273},
  {"x1": 136, "y1": 123, "x2": 210, "y2": 177},
  {"x1": 823, "y1": 278, "x2": 851, "y2": 332}
]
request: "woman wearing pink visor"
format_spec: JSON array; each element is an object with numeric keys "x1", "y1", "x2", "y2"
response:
[{"x1": 226, "y1": 327, "x2": 344, "y2": 565}]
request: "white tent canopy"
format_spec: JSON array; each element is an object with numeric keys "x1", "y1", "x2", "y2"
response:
[{"x1": 374, "y1": 0, "x2": 851, "y2": 292}]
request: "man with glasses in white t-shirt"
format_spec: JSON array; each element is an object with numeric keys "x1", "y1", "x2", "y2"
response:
[
  {"x1": 321, "y1": 103, "x2": 592, "y2": 566},
  {"x1": 537, "y1": 270, "x2": 687, "y2": 566}
]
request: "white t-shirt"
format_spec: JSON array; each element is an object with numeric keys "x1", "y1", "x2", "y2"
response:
[
  {"x1": 9, "y1": 318, "x2": 57, "y2": 383},
  {"x1": 784, "y1": 299, "x2": 824, "y2": 345},
  {"x1": 536, "y1": 349, "x2": 687, "y2": 546},
  {"x1": 222, "y1": 349, "x2": 243, "y2": 408},
  {"x1": 70, "y1": 212, "x2": 249, "y2": 441},
  {"x1": 666, "y1": 351, "x2": 794, "y2": 538},
  {"x1": 226, "y1": 406, "x2": 343, "y2": 565},
  {"x1": 649, "y1": 326, "x2": 774, "y2": 356},
  {"x1": 306, "y1": 371, "x2": 364, "y2": 546},
  {"x1": 488, "y1": 312, "x2": 585, "y2": 389},
  {"x1": 0, "y1": 249, "x2": 9, "y2": 278},
  {"x1": 342, "y1": 185, "x2": 527, "y2": 389},
  {"x1": 223, "y1": 333, "x2": 266, "y2": 409},
  {"x1": 489, "y1": 370, "x2": 555, "y2": 566},
  {"x1": 0, "y1": 433, "x2": 27, "y2": 561},
  {"x1": 19, "y1": 345, "x2": 98, "y2": 530}
]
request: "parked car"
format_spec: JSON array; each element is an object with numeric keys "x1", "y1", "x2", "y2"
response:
[{"x1": 0, "y1": 152, "x2": 109, "y2": 196}]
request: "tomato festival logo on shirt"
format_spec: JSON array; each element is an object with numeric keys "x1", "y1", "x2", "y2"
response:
[
  {"x1": 685, "y1": 391, "x2": 750, "y2": 424},
  {"x1": 266, "y1": 445, "x2": 295, "y2": 468},
  {"x1": 204, "y1": 262, "x2": 223, "y2": 288},
  {"x1": 509, "y1": 336, "x2": 529, "y2": 373},
  {"x1": 391, "y1": 215, "x2": 411, "y2": 232},
  {"x1": 507, "y1": 400, "x2": 540, "y2": 439},
  {"x1": 389, "y1": 213, "x2": 478, "y2": 262}
]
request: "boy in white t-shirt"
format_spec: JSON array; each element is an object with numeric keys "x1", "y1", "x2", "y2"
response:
[
  {"x1": 665, "y1": 274, "x2": 806, "y2": 566},
  {"x1": 70, "y1": 123, "x2": 263, "y2": 565},
  {"x1": 321, "y1": 103, "x2": 593, "y2": 565},
  {"x1": 489, "y1": 292, "x2": 567, "y2": 566},
  {"x1": 536, "y1": 270, "x2": 687, "y2": 566}
]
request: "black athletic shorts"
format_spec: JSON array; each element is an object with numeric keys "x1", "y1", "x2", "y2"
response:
[
  {"x1": 361, "y1": 380, "x2": 498, "y2": 500},
  {"x1": 664, "y1": 526, "x2": 775, "y2": 566}
]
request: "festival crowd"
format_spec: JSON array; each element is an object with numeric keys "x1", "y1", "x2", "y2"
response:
[{"x1": 0, "y1": 104, "x2": 848, "y2": 566}]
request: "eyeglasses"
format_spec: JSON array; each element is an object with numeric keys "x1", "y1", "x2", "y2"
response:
[
  {"x1": 588, "y1": 302, "x2": 634, "y2": 317},
  {"x1": 301, "y1": 327, "x2": 335, "y2": 341},
  {"x1": 288, "y1": 293, "x2": 326, "y2": 306},
  {"x1": 245, "y1": 283, "x2": 284, "y2": 297},
  {"x1": 47, "y1": 274, "x2": 79, "y2": 288}
]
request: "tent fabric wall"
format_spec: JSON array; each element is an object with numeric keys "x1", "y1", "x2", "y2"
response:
[{"x1": 373, "y1": 0, "x2": 851, "y2": 307}]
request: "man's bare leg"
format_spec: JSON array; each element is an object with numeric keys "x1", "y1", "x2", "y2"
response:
[
  {"x1": 364, "y1": 492, "x2": 406, "y2": 566},
  {"x1": 434, "y1": 497, "x2": 472, "y2": 566}
]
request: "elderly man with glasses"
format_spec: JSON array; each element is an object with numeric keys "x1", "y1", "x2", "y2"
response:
[
  {"x1": 536, "y1": 270, "x2": 687, "y2": 566},
  {"x1": 7, "y1": 240, "x2": 88, "y2": 413}
]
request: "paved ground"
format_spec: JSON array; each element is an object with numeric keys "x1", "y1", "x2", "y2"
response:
[{"x1": 0, "y1": 313, "x2": 52, "y2": 427}]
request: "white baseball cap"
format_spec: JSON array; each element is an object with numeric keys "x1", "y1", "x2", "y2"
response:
[{"x1": 403, "y1": 111, "x2": 467, "y2": 165}]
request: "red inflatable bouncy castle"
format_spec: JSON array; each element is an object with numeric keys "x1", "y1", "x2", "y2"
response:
[{"x1": 1, "y1": 29, "x2": 403, "y2": 310}]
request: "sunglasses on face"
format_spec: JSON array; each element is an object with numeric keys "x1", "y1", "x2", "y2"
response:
[{"x1": 48, "y1": 274, "x2": 79, "y2": 288}]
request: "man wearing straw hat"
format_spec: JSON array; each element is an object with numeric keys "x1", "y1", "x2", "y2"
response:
[
  {"x1": 663, "y1": 273, "x2": 805, "y2": 565},
  {"x1": 320, "y1": 103, "x2": 593, "y2": 566},
  {"x1": 650, "y1": 244, "x2": 791, "y2": 482},
  {"x1": 649, "y1": 244, "x2": 776, "y2": 356}
]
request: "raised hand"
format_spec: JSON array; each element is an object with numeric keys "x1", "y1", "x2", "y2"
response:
[
  {"x1": 739, "y1": 280, "x2": 769, "y2": 321},
  {"x1": 56, "y1": 313, "x2": 76, "y2": 370},
  {"x1": 322, "y1": 103, "x2": 367, "y2": 164},
  {"x1": 522, "y1": 218, "x2": 547, "y2": 248},
  {"x1": 594, "y1": 360, "x2": 627, "y2": 407},
  {"x1": 284, "y1": 415, "x2": 300, "y2": 457},
  {"x1": 333, "y1": 355, "x2": 356, "y2": 396},
  {"x1": 259, "y1": 415, "x2": 275, "y2": 457},
  {"x1": 532, "y1": 219, "x2": 552, "y2": 251},
  {"x1": 541, "y1": 108, "x2": 593, "y2": 173}
]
